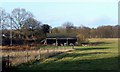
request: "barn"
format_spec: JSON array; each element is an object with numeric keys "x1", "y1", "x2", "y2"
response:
[{"x1": 41, "y1": 33, "x2": 77, "y2": 46}]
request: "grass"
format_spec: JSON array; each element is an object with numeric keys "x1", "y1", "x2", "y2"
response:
[
  {"x1": 12, "y1": 38, "x2": 119, "y2": 72},
  {"x1": 36, "y1": 45, "x2": 73, "y2": 49}
]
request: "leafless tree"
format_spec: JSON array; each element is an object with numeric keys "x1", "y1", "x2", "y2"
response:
[
  {"x1": 10, "y1": 8, "x2": 33, "y2": 38},
  {"x1": 0, "y1": 8, "x2": 10, "y2": 30},
  {"x1": 62, "y1": 22, "x2": 74, "y2": 33}
]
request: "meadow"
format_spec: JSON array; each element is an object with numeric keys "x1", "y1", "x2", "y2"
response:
[{"x1": 12, "y1": 38, "x2": 119, "y2": 72}]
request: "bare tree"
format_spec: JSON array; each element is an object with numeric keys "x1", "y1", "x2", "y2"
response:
[
  {"x1": 77, "y1": 26, "x2": 91, "y2": 38},
  {"x1": 0, "y1": 8, "x2": 10, "y2": 30},
  {"x1": 10, "y1": 8, "x2": 33, "y2": 38},
  {"x1": 62, "y1": 22, "x2": 74, "y2": 33},
  {"x1": 51, "y1": 27, "x2": 60, "y2": 33}
]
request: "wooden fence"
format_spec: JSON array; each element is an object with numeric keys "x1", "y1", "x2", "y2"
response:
[{"x1": 2, "y1": 46, "x2": 74, "y2": 71}]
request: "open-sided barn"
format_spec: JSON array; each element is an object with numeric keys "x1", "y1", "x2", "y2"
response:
[{"x1": 41, "y1": 33, "x2": 77, "y2": 46}]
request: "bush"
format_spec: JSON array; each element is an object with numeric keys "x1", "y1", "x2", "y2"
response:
[{"x1": 76, "y1": 34, "x2": 88, "y2": 45}]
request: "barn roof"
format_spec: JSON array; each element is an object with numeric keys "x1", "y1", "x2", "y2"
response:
[{"x1": 47, "y1": 33, "x2": 77, "y2": 38}]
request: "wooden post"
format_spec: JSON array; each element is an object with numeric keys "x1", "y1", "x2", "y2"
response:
[
  {"x1": 66, "y1": 38, "x2": 68, "y2": 46},
  {"x1": 46, "y1": 39, "x2": 47, "y2": 45},
  {"x1": 54, "y1": 47, "x2": 56, "y2": 55},
  {"x1": 47, "y1": 49, "x2": 49, "y2": 58},
  {"x1": 2, "y1": 56, "x2": 11, "y2": 72},
  {"x1": 7, "y1": 55, "x2": 10, "y2": 68},
  {"x1": 72, "y1": 45, "x2": 74, "y2": 49},
  {"x1": 44, "y1": 39, "x2": 47, "y2": 45},
  {"x1": 26, "y1": 49, "x2": 28, "y2": 62},
  {"x1": 56, "y1": 38, "x2": 58, "y2": 46},
  {"x1": 39, "y1": 48, "x2": 41, "y2": 59},
  {"x1": 10, "y1": 17, "x2": 12, "y2": 46}
]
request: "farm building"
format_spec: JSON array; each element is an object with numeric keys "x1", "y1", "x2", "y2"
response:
[{"x1": 41, "y1": 33, "x2": 77, "y2": 46}]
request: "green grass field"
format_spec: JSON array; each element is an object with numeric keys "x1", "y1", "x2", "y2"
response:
[{"x1": 12, "y1": 38, "x2": 119, "y2": 72}]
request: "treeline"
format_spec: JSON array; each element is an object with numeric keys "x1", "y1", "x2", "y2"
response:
[
  {"x1": 51, "y1": 22, "x2": 120, "y2": 38},
  {"x1": 1, "y1": 8, "x2": 52, "y2": 45},
  {"x1": 0, "y1": 8, "x2": 119, "y2": 45},
  {"x1": 50, "y1": 22, "x2": 119, "y2": 44}
]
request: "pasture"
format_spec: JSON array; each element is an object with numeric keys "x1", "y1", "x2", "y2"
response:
[{"x1": 12, "y1": 38, "x2": 119, "y2": 72}]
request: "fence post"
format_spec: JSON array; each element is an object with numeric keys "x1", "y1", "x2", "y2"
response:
[
  {"x1": 26, "y1": 49, "x2": 28, "y2": 62},
  {"x1": 2, "y1": 56, "x2": 11, "y2": 72},
  {"x1": 44, "y1": 49, "x2": 47, "y2": 59},
  {"x1": 72, "y1": 45, "x2": 74, "y2": 49},
  {"x1": 54, "y1": 47, "x2": 56, "y2": 55},
  {"x1": 47, "y1": 49, "x2": 49, "y2": 58},
  {"x1": 64, "y1": 46, "x2": 65, "y2": 52},
  {"x1": 7, "y1": 55, "x2": 10, "y2": 68},
  {"x1": 39, "y1": 48, "x2": 41, "y2": 59}
]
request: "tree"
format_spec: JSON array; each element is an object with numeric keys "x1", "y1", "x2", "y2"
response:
[
  {"x1": 90, "y1": 28, "x2": 97, "y2": 38},
  {"x1": 76, "y1": 26, "x2": 91, "y2": 38},
  {"x1": 51, "y1": 27, "x2": 60, "y2": 33},
  {"x1": 0, "y1": 8, "x2": 10, "y2": 30},
  {"x1": 62, "y1": 22, "x2": 74, "y2": 33},
  {"x1": 22, "y1": 17, "x2": 42, "y2": 39},
  {"x1": 10, "y1": 8, "x2": 33, "y2": 38},
  {"x1": 96, "y1": 26, "x2": 113, "y2": 38},
  {"x1": 76, "y1": 33, "x2": 88, "y2": 45},
  {"x1": 41, "y1": 24, "x2": 51, "y2": 37},
  {"x1": 113, "y1": 25, "x2": 120, "y2": 38}
]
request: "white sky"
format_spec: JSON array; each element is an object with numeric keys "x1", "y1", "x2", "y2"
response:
[
  {"x1": 0, "y1": 0, "x2": 119, "y2": 2},
  {"x1": 0, "y1": 0, "x2": 119, "y2": 28}
]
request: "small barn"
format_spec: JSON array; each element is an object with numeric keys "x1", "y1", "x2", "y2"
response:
[{"x1": 42, "y1": 33, "x2": 77, "y2": 46}]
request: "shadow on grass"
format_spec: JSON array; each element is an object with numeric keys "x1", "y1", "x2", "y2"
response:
[
  {"x1": 11, "y1": 56, "x2": 119, "y2": 72},
  {"x1": 74, "y1": 47, "x2": 109, "y2": 51},
  {"x1": 90, "y1": 42, "x2": 111, "y2": 45},
  {"x1": 81, "y1": 42, "x2": 112, "y2": 46},
  {"x1": 10, "y1": 46, "x2": 118, "y2": 72},
  {"x1": 52, "y1": 52, "x2": 109, "y2": 60}
]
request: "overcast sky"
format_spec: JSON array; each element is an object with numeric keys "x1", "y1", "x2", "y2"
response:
[{"x1": 0, "y1": 0, "x2": 119, "y2": 28}]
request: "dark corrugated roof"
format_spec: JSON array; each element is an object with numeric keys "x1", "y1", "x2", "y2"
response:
[{"x1": 47, "y1": 33, "x2": 76, "y2": 38}]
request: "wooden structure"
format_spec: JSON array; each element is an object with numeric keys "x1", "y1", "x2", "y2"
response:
[{"x1": 42, "y1": 33, "x2": 77, "y2": 46}]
